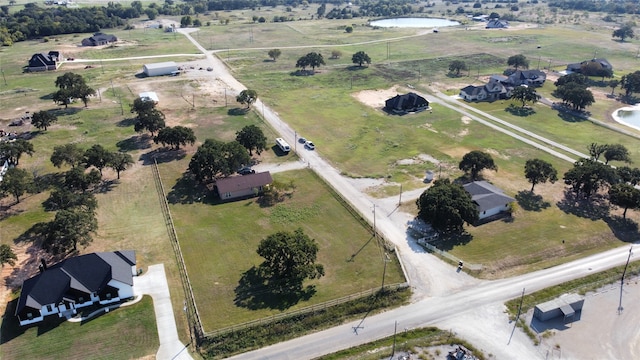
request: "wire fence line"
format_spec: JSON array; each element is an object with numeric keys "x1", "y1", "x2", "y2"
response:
[
  {"x1": 151, "y1": 159, "x2": 204, "y2": 345},
  {"x1": 202, "y1": 282, "x2": 409, "y2": 339},
  {"x1": 417, "y1": 239, "x2": 483, "y2": 271}
]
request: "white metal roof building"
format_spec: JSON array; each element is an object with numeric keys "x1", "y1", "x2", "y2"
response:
[
  {"x1": 142, "y1": 61, "x2": 178, "y2": 77},
  {"x1": 534, "y1": 293, "x2": 585, "y2": 322}
]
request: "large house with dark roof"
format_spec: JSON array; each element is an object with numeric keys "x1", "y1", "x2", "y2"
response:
[
  {"x1": 15, "y1": 251, "x2": 136, "y2": 326},
  {"x1": 81, "y1": 32, "x2": 118, "y2": 46},
  {"x1": 463, "y1": 181, "x2": 514, "y2": 221},
  {"x1": 459, "y1": 79, "x2": 509, "y2": 102},
  {"x1": 216, "y1": 171, "x2": 273, "y2": 201},
  {"x1": 566, "y1": 58, "x2": 612, "y2": 74},
  {"x1": 26, "y1": 51, "x2": 62, "y2": 72},
  {"x1": 384, "y1": 92, "x2": 430, "y2": 114}
]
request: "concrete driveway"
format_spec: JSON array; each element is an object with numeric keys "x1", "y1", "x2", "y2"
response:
[{"x1": 134, "y1": 264, "x2": 193, "y2": 360}]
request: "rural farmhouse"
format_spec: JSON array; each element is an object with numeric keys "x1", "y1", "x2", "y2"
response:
[
  {"x1": 81, "y1": 32, "x2": 117, "y2": 46},
  {"x1": 26, "y1": 51, "x2": 62, "y2": 72},
  {"x1": 463, "y1": 181, "x2": 514, "y2": 221},
  {"x1": 15, "y1": 251, "x2": 136, "y2": 326},
  {"x1": 216, "y1": 171, "x2": 273, "y2": 201},
  {"x1": 384, "y1": 92, "x2": 430, "y2": 114}
]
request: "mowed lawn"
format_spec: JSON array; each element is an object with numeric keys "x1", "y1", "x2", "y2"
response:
[
  {"x1": 0, "y1": 296, "x2": 158, "y2": 360},
  {"x1": 162, "y1": 167, "x2": 405, "y2": 331}
]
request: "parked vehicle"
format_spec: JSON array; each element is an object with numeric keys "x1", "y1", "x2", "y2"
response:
[
  {"x1": 298, "y1": 137, "x2": 307, "y2": 144},
  {"x1": 275, "y1": 137, "x2": 291, "y2": 152},
  {"x1": 305, "y1": 141, "x2": 315, "y2": 150},
  {"x1": 238, "y1": 166, "x2": 255, "y2": 175}
]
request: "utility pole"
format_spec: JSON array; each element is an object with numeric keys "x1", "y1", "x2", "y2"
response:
[
  {"x1": 1, "y1": 69, "x2": 6, "y2": 86},
  {"x1": 390, "y1": 321, "x2": 398, "y2": 359},
  {"x1": 618, "y1": 245, "x2": 633, "y2": 314},
  {"x1": 373, "y1": 204, "x2": 376, "y2": 239},
  {"x1": 398, "y1": 183, "x2": 402, "y2": 206}
]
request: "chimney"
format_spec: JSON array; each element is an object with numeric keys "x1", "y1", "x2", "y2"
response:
[{"x1": 40, "y1": 258, "x2": 48, "y2": 271}]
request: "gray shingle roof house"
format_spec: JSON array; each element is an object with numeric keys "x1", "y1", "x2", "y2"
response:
[
  {"x1": 566, "y1": 58, "x2": 613, "y2": 73},
  {"x1": 216, "y1": 171, "x2": 273, "y2": 201},
  {"x1": 463, "y1": 181, "x2": 514, "y2": 221},
  {"x1": 460, "y1": 79, "x2": 509, "y2": 102},
  {"x1": 384, "y1": 92, "x2": 430, "y2": 114},
  {"x1": 486, "y1": 19, "x2": 509, "y2": 28},
  {"x1": 81, "y1": 32, "x2": 118, "y2": 46},
  {"x1": 15, "y1": 251, "x2": 136, "y2": 326},
  {"x1": 504, "y1": 70, "x2": 546, "y2": 87},
  {"x1": 27, "y1": 51, "x2": 61, "y2": 72}
]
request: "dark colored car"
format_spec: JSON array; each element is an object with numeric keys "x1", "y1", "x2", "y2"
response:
[{"x1": 238, "y1": 167, "x2": 255, "y2": 175}]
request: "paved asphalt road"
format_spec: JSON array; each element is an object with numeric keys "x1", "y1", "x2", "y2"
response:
[{"x1": 177, "y1": 29, "x2": 636, "y2": 359}]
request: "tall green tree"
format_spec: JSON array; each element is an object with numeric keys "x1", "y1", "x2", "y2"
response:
[
  {"x1": 188, "y1": 139, "x2": 250, "y2": 183},
  {"x1": 555, "y1": 83, "x2": 594, "y2": 110},
  {"x1": 84, "y1": 144, "x2": 113, "y2": 175},
  {"x1": 0, "y1": 167, "x2": 33, "y2": 203},
  {"x1": 609, "y1": 183, "x2": 640, "y2": 219},
  {"x1": 351, "y1": 51, "x2": 371, "y2": 67},
  {"x1": 154, "y1": 126, "x2": 196, "y2": 150},
  {"x1": 53, "y1": 72, "x2": 95, "y2": 108},
  {"x1": 64, "y1": 167, "x2": 102, "y2": 193},
  {"x1": 235, "y1": 125, "x2": 267, "y2": 156},
  {"x1": 524, "y1": 159, "x2": 558, "y2": 192},
  {"x1": 256, "y1": 228, "x2": 324, "y2": 284},
  {"x1": 44, "y1": 188, "x2": 97, "y2": 212},
  {"x1": 507, "y1": 54, "x2": 529, "y2": 70},
  {"x1": 563, "y1": 159, "x2": 618, "y2": 198},
  {"x1": 616, "y1": 166, "x2": 640, "y2": 186},
  {"x1": 31, "y1": 110, "x2": 58, "y2": 131},
  {"x1": 416, "y1": 178, "x2": 479, "y2": 233},
  {"x1": 236, "y1": 89, "x2": 258, "y2": 109},
  {"x1": 134, "y1": 108, "x2": 166, "y2": 135},
  {"x1": 620, "y1": 71, "x2": 640, "y2": 97},
  {"x1": 0, "y1": 139, "x2": 34, "y2": 165},
  {"x1": 587, "y1": 143, "x2": 608, "y2": 161},
  {"x1": 51, "y1": 143, "x2": 84, "y2": 168},
  {"x1": 612, "y1": 23, "x2": 635, "y2": 42},
  {"x1": 43, "y1": 208, "x2": 97, "y2": 254},
  {"x1": 0, "y1": 244, "x2": 17, "y2": 268},
  {"x1": 459, "y1": 150, "x2": 498, "y2": 180},
  {"x1": 109, "y1": 152, "x2": 134, "y2": 179},
  {"x1": 448, "y1": 60, "x2": 468, "y2": 76},
  {"x1": 510, "y1": 86, "x2": 540, "y2": 108},
  {"x1": 268, "y1": 49, "x2": 281, "y2": 61},
  {"x1": 604, "y1": 144, "x2": 632, "y2": 165}
]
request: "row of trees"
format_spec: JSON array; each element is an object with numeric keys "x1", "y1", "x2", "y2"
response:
[
  {"x1": 418, "y1": 143, "x2": 638, "y2": 232},
  {"x1": 271, "y1": 49, "x2": 372, "y2": 69},
  {"x1": 50, "y1": 143, "x2": 134, "y2": 179}
]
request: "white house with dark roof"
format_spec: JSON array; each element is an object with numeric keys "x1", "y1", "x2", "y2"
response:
[
  {"x1": 15, "y1": 251, "x2": 136, "y2": 326},
  {"x1": 463, "y1": 181, "x2": 514, "y2": 221},
  {"x1": 216, "y1": 171, "x2": 272, "y2": 201}
]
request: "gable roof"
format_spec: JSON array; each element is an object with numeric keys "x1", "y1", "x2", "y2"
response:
[
  {"x1": 567, "y1": 58, "x2": 612, "y2": 72},
  {"x1": 16, "y1": 251, "x2": 136, "y2": 315},
  {"x1": 28, "y1": 53, "x2": 56, "y2": 67},
  {"x1": 486, "y1": 19, "x2": 508, "y2": 28},
  {"x1": 463, "y1": 181, "x2": 514, "y2": 213},
  {"x1": 216, "y1": 171, "x2": 273, "y2": 194},
  {"x1": 385, "y1": 92, "x2": 429, "y2": 111},
  {"x1": 82, "y1": 32, "x2": 117, "y2": 46}
]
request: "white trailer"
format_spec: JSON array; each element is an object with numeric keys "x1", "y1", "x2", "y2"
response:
[{"x1": 275, "y1": 138, "x2": 291, "y2": 152}]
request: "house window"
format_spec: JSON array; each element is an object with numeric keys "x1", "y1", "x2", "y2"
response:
[
  {"x1": 106, "y1": 293, "x2": 111, "y2": 299},
  {"x1": 483, "y1": 211, "x2": 486, "y2": 214},
  {"x1": 225, "y1": 192, "x2": 231, "y2": 198},
  {"x1": 46, "y1": 304, "x2": 53, "y2": 312}
]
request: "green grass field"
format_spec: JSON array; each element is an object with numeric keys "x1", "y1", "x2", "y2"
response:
[
  {"x1": 160, "y1": 164, "x2": 405, "y2": 330},
  {"x1": 0, "y1": 296, "x2": 158, "y2": 360}
]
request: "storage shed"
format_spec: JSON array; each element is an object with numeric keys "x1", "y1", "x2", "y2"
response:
[
  {"x1": 142, "y1": 61, "x2": 178, "y2": 77},
  {"x1": 534, "y1": 293, "x2": 584, "y2": 322}
]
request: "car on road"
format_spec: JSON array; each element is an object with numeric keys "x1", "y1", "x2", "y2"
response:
[
  {"x1": 305, "y1": 141, "x2": 315, "y2": 150},
  {"x1": 237, "y1": 166, "x2": 255, "y2": 175},
  {"x1": 298, "y1": 137, "x2": 306, "y2": 144}
]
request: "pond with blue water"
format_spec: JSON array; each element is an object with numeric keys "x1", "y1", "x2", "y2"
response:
[
  {"x1": 369, "y1": 17, "x2": 460, "y2": 28},
  {"x1": 613, "y1": 105, "x2": 640, "y2": 131}
]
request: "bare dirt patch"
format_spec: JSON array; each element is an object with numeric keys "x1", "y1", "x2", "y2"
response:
[{"x1": 352, "y1": 86, "x2": 400, "y2": 109}]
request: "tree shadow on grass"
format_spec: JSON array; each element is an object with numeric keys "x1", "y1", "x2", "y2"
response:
[
  {"x1": 140, "y1": 148, "x2": 186, "y2": 165},
  {"x1": 505, "y1": 104, "x2": 536, "y2": 116},
  {"x1": 515, "y1": 190, "x2": 551, "y2": 212},
  {"x1": 426, "y1": 232, "x2": 473, "y2": 252},
  {"x1": 234, "y1": 266, "x2": 315, "y2": 311},
  {"x1": 94, "y1": 179, "x2": 118, "y2": 194},
  {"x1": 117, "y1": 117, "x2": 137, "y2": 127},
  {"x1": 228, "y1": 107, "x2": 249, "y2": 116},
  {"x1": 166, "y1": 173, "x2": 212, "y2": 205},
  {"x1": 116, "y1": 135, "x2": 152, "y2": 152},
  {"x1": 48, "y1": 107, "x2": 83, "y2": 117},
  {"x1": 603, "y1": 215, "x2": 639, "y2": 243},
  {"x1": 556, "y1": 190, "x2": 610, "y2": 220}
]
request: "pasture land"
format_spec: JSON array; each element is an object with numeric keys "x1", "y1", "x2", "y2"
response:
[{"x1": 161, "y1": 165, "x2": 406, "y2": 331}]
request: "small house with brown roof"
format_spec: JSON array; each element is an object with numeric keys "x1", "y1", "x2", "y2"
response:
[{"x1": 216, "y1": 171, "x2": 273, "y2": 201}]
